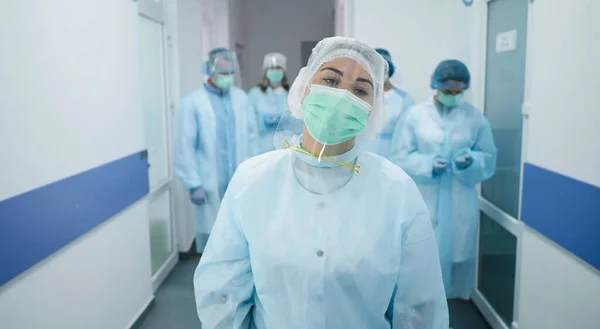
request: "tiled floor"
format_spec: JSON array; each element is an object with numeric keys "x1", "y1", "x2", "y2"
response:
[
  {"x1": 136, "y1": 256, "x2": 491, "y2": 329},
  {"x1": 134, "y1": 257, "x2": 201, "y2": 329},
  {"x1": 448, "y1": 298, "x2": 491, "y2": 329}
]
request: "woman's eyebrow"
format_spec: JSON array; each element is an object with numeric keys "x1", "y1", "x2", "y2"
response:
[
  {"x1": 356, "y1": 77, "x2": 373, "y2": 88},
  {"x1": 320, "y1": 67, "x2": 343, "y2": 76}
]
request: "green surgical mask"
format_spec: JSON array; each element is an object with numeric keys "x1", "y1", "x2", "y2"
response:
[
  {"x1": 436, "y1": 91, "x2": 464, "y2": 107},
  {"x1": 301, "y1": 84, "x2": 371, "y2": 145},
  {"x1": 266, "y1": 69, "x2": 284, "y2": 84},
  {"x1": 214, "y1": 74, "x2": 234, "y2": 89}
]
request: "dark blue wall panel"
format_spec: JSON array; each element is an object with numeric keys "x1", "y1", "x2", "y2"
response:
[
  {"x1": 0, "y1": 152, "x2": 149, "y2": 286},
  {"x1": 522, "y1": 163, "x2": 600, "y2": 270}
]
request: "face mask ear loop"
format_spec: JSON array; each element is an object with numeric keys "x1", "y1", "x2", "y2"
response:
[{"x1": 318, "y1": 143, "x2": 326, "y2": 162}]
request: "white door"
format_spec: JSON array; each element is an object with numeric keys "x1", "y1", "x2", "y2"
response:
[{"x1": 138, "y1": 0, "x2": 178, "y2": 291}]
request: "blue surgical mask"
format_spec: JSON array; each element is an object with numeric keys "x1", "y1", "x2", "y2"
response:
[
  {"x1": 436, "y1": 91, "x2": 464, "y2": 107},
  {"x1": 214, "y1": 74, "x2": 234, "y2": 89}
]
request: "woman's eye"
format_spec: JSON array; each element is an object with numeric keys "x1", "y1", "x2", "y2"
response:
[
  {"x1": 323, "y1": 77, "x2": 338, "y2": 86},
  {"x1": 353, "y1": 88, "x2": 368, "y2": 97}
]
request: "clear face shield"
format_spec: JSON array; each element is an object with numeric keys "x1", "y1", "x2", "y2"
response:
[
  {"x1": 274, "y1": 56, "x2": 384, "y2": 193},
  {"x1": 263, "y1": 53, "x2": 287, "y2": 86},
  {"x1": 201, "y1": 49, "x2": 242, "y2": 90}
]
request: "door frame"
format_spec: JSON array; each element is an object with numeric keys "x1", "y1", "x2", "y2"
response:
[
  {"x1": 472, "y1": 1, "x2": 535, "y2": 329},
  {"x1": 138, "y1": 0, "x2": 178, "y2": 292},
  {"x1": 334, "y1": 0, "x2": 353, "y2": 37}
]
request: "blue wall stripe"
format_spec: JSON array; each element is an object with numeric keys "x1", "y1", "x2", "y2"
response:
[
  {"x1": 522, "y1": 163, "x2": 600, "y2": 270},
  {"x1": 0, "y1": 151, "x2": 149, "y2": 286}
]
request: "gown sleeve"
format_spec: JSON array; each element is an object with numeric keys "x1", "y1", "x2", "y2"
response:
[
  {"x1": 389, "y1": 112, "x2": 438, "y2": 184},
  {"x1": 193, "y1": 176, "x2": 254, "y2": 329},
  {"x1": 453, "y1": 118, "x2": 497, "y2": 186},
  {"x1": 386, "y1": 184, "x2": 449, "y2": 328},
  {"x1": 173, "y1": 98, "x2": 203, "y2": 190}
]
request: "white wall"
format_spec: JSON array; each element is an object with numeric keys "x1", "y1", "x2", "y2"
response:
[
  {"x1": 525, "y1": 0, "x2": 600, "y2": 187},
  {"x1": 517, "y1": 0, "x2": 600, "y2": 328},
  {"x1": 333, "y1": 0, "x2": 352, "y2": 38},
  {"x1": 228, "y1": 0, "x2": 248, "y2": 88},
  {"x1": 351, "y1": 0, "x2": 475, "y2": 104},
  {"x1": 0, "y1": 1, "x2": 153, "y2": 328},
  {"x1": 204, "y1": 0, "x2": 231, "y2": 54},
  {"x1": 174, "y1": 0, "x2": 206, "y2": 96},
  {"x1": 518, "y1": 228, "x2": 600, "y2": 329},
  {"x1": 0, "y1": 202, "x2": 152, "y2": 329},
  {"x1": 228, "y1": 0, "x2": 247, "y2": 50},
  {"x1": 243, "y1": 0, "x2": 335, "y2": 90}
]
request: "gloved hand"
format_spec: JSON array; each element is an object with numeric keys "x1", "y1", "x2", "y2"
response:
[
  {"x1": 454, "y1": 154, "x2": 473, "y2": 170},
  {"x1": 433, "y1": 157, "x2": 449, "y2": 175},
  {"x1": 190, "y1": 187, "x2": 207, "y2": 206}
]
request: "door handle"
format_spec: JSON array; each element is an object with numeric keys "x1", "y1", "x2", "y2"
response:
[
  {"x1": 521, "y1": 102, "x2": 531, "y2": 119},
  {"x1": 139, "y1": 149, "x2": 151, "y2": 168}
]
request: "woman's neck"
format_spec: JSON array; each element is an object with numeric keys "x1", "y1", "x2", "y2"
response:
[
  {"x1": 269, "y1": 82, "x2": 281, "y2": 89},
  {"x1": 301, "y1": 126, "x2": 354, "y2": 156}
]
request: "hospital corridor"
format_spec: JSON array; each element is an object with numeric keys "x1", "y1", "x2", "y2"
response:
[{"x1": 1, "y1": 1, "x2": 599, "y2": 329}]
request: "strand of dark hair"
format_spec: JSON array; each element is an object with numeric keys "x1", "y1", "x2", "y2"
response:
[{"x1": 257, "y1": 74, "x2": 290, "y2": 93}]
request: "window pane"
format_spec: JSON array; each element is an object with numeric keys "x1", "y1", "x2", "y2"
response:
[
  {"x1": 481, "y1": 0, "x2": 528, "y2": 218},
  {"x1": 149, "y1": 189, "x2": 173, "y2": 275},
  {"x1": 139, "y1": 16, "x2": 170, "y2": 189},
  {"x1": 478, "y1": 212, "x2": 517, "y2": 325}
]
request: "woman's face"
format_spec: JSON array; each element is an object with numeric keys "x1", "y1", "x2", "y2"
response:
[
  {"x1": 437, "y1": 79, "x2": 466, "y2": 95},
  {"x1": 308, "y1": 58, "x2": 375, "y2": 106},
  {"x1": 266, "y1": 65, "x2": 284, "y2": 71}
]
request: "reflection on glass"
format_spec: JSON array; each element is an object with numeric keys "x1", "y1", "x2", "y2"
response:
[
  {"x1": 149, "y1": 190, "x2": 173, "y2": 275},
  {"x1": 480, "y1": 0, "x2": 528, "y2": 218},
  {"x1": 478, "y1": 212, "x2": 516, "y2": 325},
  {"x1": 139, "y1": 16, "x2": 170, "y2": 189}
]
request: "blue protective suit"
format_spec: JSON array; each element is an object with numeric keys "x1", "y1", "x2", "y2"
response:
[
  {"x1": 358, "y1": 87, "x2": 414, "y2": 158},
  {"x1": 193, "y1": 147, "x2": 449, "y2": 329},
  {"x1": 389, "y1": 97, "x2": 497, "y2": 299},
  {"x1": 174, "y1": 83, "x2": 257, "y2": 252},
  {"x1": 248, "y1": 86, "x2": 289, "y2": 153}
]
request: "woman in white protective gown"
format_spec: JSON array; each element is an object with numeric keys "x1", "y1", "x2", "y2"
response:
[{"x1": 192, "y1": 36, "x2": 449, "y2": 329}]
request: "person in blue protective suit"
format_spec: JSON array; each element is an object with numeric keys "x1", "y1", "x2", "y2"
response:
[
  {"x1": 358, "y1": 48, "x2": 415, "y2": 158},
  {"x1": 193, "y1": 37, "x2": 449, "y2": 329},
  {"x1": 389, "y1": 59, "x2": 497, "y2": 299},
  {"x1": 248, "y1": 53, "x2": 290, "y2": 154},
  {"x1": 173, "y1": 48, "x2": 257, "y2": 253}
]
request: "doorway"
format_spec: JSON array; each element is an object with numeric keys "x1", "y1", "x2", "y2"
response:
[{"x1": 138, "y1": 1, "x2": 178, "y2": 292}]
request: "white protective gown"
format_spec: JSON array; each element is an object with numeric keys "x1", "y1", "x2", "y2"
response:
[
  {"x1": 248, "y1": 86, "x2": 289, "y2": 154},
  {"x1": 389, "y1": 97, "x2": 497, "y2": 299},
  {"x1": 193, "y1": 147, "x2": 449, "y2": 329},
  {"x1": 174, "y1": 85, "x2": 257, "y2": 252}
]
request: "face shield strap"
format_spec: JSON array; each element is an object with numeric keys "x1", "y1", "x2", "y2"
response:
[
  {"x1": 290, "y1": 143, "x2": 361, "y2": 195},
  {"x1": 283, "y1": 140, "x2": 360, "y2": 173},
  {"x1": 318, "y1": 143, "x2": 326, "y2": 163}
]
